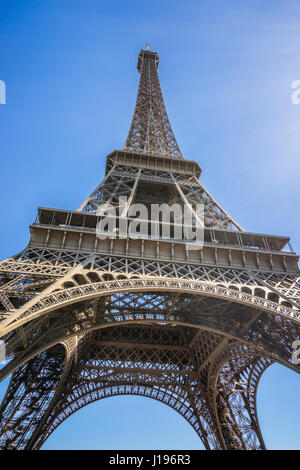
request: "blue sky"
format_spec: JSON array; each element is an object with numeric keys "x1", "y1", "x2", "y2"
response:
[{"x1": 0, "y1": 0, "x2": 299, "y2": 449}]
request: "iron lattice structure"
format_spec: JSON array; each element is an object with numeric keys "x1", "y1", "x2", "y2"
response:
[{"x1": 0, "y1": 48, "x2": 299, "y2": 450}]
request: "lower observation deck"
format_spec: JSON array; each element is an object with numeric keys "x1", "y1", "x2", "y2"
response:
[{"x1": 29, "y1": 207, "x2": 299, "y2": 275}]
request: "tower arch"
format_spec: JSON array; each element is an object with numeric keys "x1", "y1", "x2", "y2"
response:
[{"x1": 0, "y1": 47, "x2": 299, "y2": 450}]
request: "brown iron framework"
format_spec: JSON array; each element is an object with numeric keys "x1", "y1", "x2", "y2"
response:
[{"x1": 0, "y1": 48, "x2": 299, "y2": 450}]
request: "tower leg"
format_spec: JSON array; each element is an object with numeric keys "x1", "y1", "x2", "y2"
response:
[
  {"x1": 208, "y1": 345, "x2": 272, "y2": 450},
  {"x1": 0, "y1": 342, "x2": 70, "y2": 449}
]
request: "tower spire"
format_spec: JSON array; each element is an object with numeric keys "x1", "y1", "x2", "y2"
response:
[{"x1": 124, "y1": 48, "x2": 183, "y2": 159}]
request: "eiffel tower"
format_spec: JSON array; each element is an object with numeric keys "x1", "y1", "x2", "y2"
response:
[{"x1": 0, "y1": 47, "x2": 299, "y2": 450}]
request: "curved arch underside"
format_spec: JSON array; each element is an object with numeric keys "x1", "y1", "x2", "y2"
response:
[
  {"x1": 0, "y1": 288, "x2": 299, "y2": 450},
  {"x1": 1, "y1": 288, "x2": 299, "y2": 381},
  {"x1": 1, "y1": 274, "x2": 298, "y2": 339},
  {"x1": 0, "y1": 43, "x2": 299, "y2": 451}
]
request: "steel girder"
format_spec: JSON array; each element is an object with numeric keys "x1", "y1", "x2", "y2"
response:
[
  {"x1": 0, "y1": 322, "x2": 270, "y2": 450},
  {"x1": 0, "y1": 288, "x2": 299, "y2": 450},
  {"x1": 0, "y1": 47, "x2": 299, "y2": 451}
]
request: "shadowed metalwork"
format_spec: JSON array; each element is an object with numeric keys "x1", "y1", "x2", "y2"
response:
[{"x1": 0, "y1": 48, "x2": 299, "y2": 450}]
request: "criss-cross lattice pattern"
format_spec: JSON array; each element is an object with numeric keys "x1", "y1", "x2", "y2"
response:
[
  {"x1": 0, "y1": 324, "x2": 277, "y2": 450},
  {"x1": 0, "y1": 47, "x2": 299, "y2": 451},
  {"x1": 79, "y1": 165, "x2": 242, "y2": 231},
  {"x1": 124, "y1": 50, "x2": 183, "y2": 159},
  {"x1": 0, "y1": 288, "x2": 299, "y2": 450}
]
